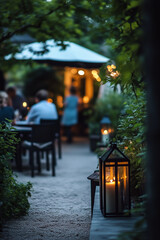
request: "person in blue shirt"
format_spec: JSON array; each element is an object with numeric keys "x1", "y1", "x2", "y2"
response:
[
  {"x1": 26, "y1": 89, "x2": 58, "y2": 124},
  {"x1": 61, "y1": 86, "x2": 79, "y2": 143},
  {"x1": 0, "y1": 91, "x2": 15, "y2": 123}
]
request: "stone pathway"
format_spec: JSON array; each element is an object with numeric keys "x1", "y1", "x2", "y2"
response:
[{"x1": 0, "y1": 137, "x2": 98, "y2": 240}]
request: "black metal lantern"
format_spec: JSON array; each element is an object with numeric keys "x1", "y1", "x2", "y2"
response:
[
  {"x1": 100, "y1": 115, "x2": 111, "y2": 145},
  {"x1": 99, "y1": 143, "x2": 130, "y2": 217}
]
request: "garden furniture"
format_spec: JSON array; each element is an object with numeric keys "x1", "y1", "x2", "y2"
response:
[{"x1": 22, "y1": 124, "x2": 56, "y2": 177}]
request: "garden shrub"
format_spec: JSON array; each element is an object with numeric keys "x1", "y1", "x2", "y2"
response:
[
  {"x1": 85, "y1": 91, "x2": 124, "y2": 136},
  {"x1": 116, "y1": 90, "x2": 146, "y2": 198},
  {"x1": 0, "y1": 121, "x2": 32, "y2": 228}
]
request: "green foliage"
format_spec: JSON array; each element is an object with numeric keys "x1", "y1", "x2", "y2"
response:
[
  {"x1": 86, "y1": 92, "x2": 124, "y2": 136},
  {"x1": 96, "y1": 0, "x2": 143, "y2": 92},
  {"x1": 22, "y1": 65, "x2": 64, "y2": 104},
  {"x1": 0, "y1": 122, "x2": 32, "y2": 226},
  {"x1": 0, "y1": 121, "x2": 19, "y2": 158},
  {"x1": 1, "y1": 0, "x2": 110, "y2": 70},
  {"x1": 116, "y1": 90, "x2": 146, "y2": 197},
  {"x1": 0, "y1": 0, "x2": 83, "y2": 62}
]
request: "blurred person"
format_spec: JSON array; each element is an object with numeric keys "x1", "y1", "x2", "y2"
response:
[
  {"x1": 61, "y1": 86, "x2": 79, "y2": 143},
  {"x1": 0, "y1": 91, "x2": 15, "y2": 123},
  {"x1": 26, "y1": 89, "x2": 58, "y2": 124},
  {"x1": 6, "y1": 86, "x2": 25, "y2": 119}
]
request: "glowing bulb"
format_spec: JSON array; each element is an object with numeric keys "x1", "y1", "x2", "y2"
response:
[
  {"x1": 78, "y1": 70, "x2": 85, "y2": 75},
  {"x1": 22, "y1": 102, "x2": 27, "y2": 107}
]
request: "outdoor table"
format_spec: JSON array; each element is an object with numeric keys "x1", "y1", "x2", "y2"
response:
[
  {"x1": 15, "y1": 120, "x2": 36, "y2": 127},
  {"x1": 12, "y1": 125, "x2": 32, "y2": 171},
  {"x1": 87, "y1": 170, "x2": 99, "y2": 217}
]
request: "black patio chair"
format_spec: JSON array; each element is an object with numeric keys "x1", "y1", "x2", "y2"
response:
[
  {"x1": 22, "y1": 124, "x2": 56, "y2": 177},
  {"x1": 40, "y1": 118, "x2": 62, "y2": 159}
]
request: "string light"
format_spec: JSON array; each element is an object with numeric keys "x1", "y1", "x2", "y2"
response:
[
  {"x1": 107, "y1": 64, "x2": 120, "y2": 78},
  {"x1": 91, "y1": 70, "x2": 101, "y2": 82}
]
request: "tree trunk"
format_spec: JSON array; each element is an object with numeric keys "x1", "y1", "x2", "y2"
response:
[{"x1": 144, "y1": 0, "x2": 160, "y2": 239}]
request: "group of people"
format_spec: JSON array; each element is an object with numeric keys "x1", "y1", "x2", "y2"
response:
[
  {"x1": 0, "y1": 86, "x2": 79, "y2": 143},
  {"x1": 0, "y1": 86, "x2": 24, "y2": 123}
]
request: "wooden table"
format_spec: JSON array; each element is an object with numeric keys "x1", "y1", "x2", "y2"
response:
[{"x1": 87, "y1": 170, "x2": 99, "y2": 217}]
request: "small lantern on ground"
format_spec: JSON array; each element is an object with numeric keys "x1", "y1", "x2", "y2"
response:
[
  {"x1": 100, "y1": 116, "x2": 111, "y2": 145},
  {"x1": 99, "y1": 143, "x2": 130, "y2": 217}
]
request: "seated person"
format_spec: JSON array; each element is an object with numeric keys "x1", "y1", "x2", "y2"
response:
[
  {"x1": 6, "y1": 86, "x2": 25, "y2": 112},
  {"x1": 26, "y1": 89, "x2": 58, "y2": 124},
  {"x1": 0, "y1": 91, "x2": 15, "y2": 123}
]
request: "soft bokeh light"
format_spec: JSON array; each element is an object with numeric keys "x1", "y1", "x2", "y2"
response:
[
  {"x1": 107, "y1": 65, "x2": 120, "y2": 78},
  {"x1": 22, "y1": 101, "x2": 27, "y2": 107},
  {"x1": 78, "y1": 70, "x2": 85, "y2": 75},
  {"x1": 91, "y1": 69, "x2": 101, "y2": 82},
  {"x1": 47, "y1": 98, "x2": 53, "y2": 103},
  {"x1": 57, "y1": 95, "x2": 63, "y2": 108},
  {"x1": 83, "y1": 96, "x2": 89, "y2": 104}
]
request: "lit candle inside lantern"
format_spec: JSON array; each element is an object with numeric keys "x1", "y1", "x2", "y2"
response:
[
  {"x1": 102, "y1": 129, "x2": 109, "y2": 144},
  {"x1": 105, "y1": 180, "x2": 121, "y2": 213}
]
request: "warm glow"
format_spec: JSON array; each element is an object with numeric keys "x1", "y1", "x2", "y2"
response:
[
  {"x1": 78, "y1": 70, "x2": 85, "y2": 75},
  {"x1": 47, "y1": 98, "x2": 53, "y2": 103},
  {"x1": 101, "y1": 129, "x2": 108, "y2": 135},
  {"x1": 108, "y1": 128, "x2": 114, "y2": 133},
  {"x1": 22, "y1": 101, "x2": 27, "y2": 107},
  {"x1": 103, "y1": 130, "x2": 108, "y2": 135},
  {"x1": 107, "y1": 65, "x2": 120, "y2": 78},
  {"x1": 92, "y1": 69, "x2": 101, "y2": 82},
  {"x1": 107, "y1": 65, "x2": 113, "y2": 73},
  {"x1": 111, "y1": 64, "x2": 116, "y2": 69},
  {"x1": 57, "y1": 95, "x2": 63, "y2": 108},
  {"x1": 105, "y1": 179, "x2": 120, "y2": 184},
  {"x1": 83, "y1": 96, "x2": 89, "y2": 104},
  {"x1": 71, "y1": 68, "x2": 77, "y2": 74}
]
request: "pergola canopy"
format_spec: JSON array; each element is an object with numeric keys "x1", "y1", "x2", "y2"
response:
[{"x1": 7, "y1": 40, "x2": 109, "y2": 68}]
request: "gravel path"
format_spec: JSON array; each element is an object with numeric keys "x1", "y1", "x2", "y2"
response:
[{"x1": 0, "y1": 137, "x2": 98, "y2": 240}]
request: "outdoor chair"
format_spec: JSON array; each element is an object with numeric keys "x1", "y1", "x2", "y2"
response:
[
  {"x1": 22, "y1": 124, "x2": 56, "y2": 177},
  {"x1": 40, "y1": 118, "x2": 62, "y2": 159}
]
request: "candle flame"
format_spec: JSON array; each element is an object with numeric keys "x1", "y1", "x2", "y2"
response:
[{"x1": 103, "y1": 130, "x2": 108, "y2": 135}]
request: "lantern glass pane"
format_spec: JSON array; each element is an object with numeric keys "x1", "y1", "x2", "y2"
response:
[
  {"x1": 108, "y1": 149, "x2": 122, "y2": 159},
  {"x1": 105, "y1": 166, "x2": 116, "y2": 213},
  {"x1": 117, "y1": 166, "x2": 129, "y2": 212}
]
